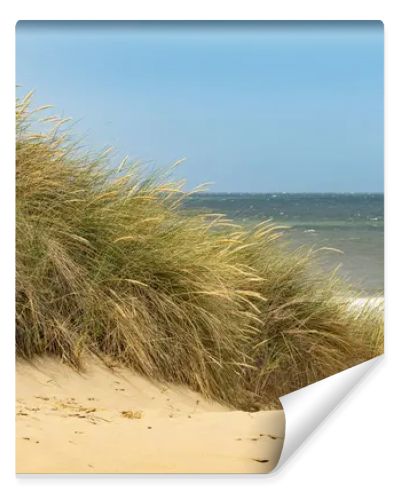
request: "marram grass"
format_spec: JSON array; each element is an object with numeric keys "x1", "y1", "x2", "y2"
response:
[{"x1": 16, "y1": 94, "x2": 383, "y2": 410}]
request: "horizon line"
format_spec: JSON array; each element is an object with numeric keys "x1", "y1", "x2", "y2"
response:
[{"x1": 185, "y1": 191, "x2": 384, "y2": 195}]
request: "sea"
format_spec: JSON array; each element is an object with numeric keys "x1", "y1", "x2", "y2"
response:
[{"x1": 183, "y1": 193, "x2": 384, "y2": 297}]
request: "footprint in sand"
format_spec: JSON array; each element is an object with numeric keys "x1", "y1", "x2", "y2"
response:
[
  {"x1": 267, "y1": 434, "x2": 283, "y2": 440},
  {"x1": 83, "y1": 408, "x2": 97, "y2": 413},
  {"x1": 121, "y1": 410, "x2": 142, "y2": 419},
  {"x1": 21, "y1": 437, "x2": 39, "y2": 444}
]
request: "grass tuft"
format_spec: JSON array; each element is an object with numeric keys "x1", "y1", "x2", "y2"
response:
[{"x1": 16, "y1": 94, "x2": 383, "y2": 410}]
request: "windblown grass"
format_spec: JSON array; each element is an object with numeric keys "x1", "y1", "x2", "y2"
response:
[{"x1": 16, "y1": 94, "x2": 383, "y2": 410}]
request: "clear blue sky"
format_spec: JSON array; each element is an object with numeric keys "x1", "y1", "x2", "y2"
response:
[{"x1": 16, "y1": 21, "x2": 383, "y2": 193}]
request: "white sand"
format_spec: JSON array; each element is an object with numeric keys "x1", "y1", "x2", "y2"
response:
[
  {"x1": 351, "y1": 297, "x2": 384, "y2": 308},
  {"x1": 16, "y1": 357, "x2": 285, "y2": 473}
]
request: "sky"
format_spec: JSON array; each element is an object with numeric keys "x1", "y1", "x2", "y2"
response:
[{"x1": 16, "y1": 21, "x2": 384, "y2": 193}]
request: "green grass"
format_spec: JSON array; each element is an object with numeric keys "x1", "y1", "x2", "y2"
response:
[{"x1": 16, "y1": 93, "x2": 383, "y2": 410}]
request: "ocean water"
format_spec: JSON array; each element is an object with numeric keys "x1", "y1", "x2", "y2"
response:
[{"x1": 183, "y1": 193, "x2": 384, "y2": 296}]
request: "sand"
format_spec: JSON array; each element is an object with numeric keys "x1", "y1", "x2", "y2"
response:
[{"x1": 16, "y1": 357, "x2": 285, "y2": 474}]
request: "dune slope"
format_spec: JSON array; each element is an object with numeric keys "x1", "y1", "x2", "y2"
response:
[{"x1": 16, "y1": 357, "x2": 285, "y2": 473}]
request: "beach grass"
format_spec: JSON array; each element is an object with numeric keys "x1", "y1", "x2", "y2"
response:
[{"x1": 15, "y1": 94, "x2": 383, "y2": 410}]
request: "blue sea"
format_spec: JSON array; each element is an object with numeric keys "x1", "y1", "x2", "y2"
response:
[{"x1": 183, "y1": 193, "x2": 384, "y2": 296}]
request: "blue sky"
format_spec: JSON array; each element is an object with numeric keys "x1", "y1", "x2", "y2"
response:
[{"x1": 16, "y1": 21, "x2": 383, "y2": 193}]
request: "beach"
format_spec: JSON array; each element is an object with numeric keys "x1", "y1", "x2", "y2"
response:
[
  {"x1": 15, "y1": 98, "x2": 383, "y2": 475},
  {"x1": 16, "y1": 357, "x2": 285, "y2": 474}
]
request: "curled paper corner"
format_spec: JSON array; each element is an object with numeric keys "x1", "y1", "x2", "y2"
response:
[{"x1": 276, "y1": 355, "x2": 383, "y2": 470}]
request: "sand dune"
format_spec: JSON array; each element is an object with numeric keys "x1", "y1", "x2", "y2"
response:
[{"x1": 16, "y1": 357, "x2": 285, "y2": 474}]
